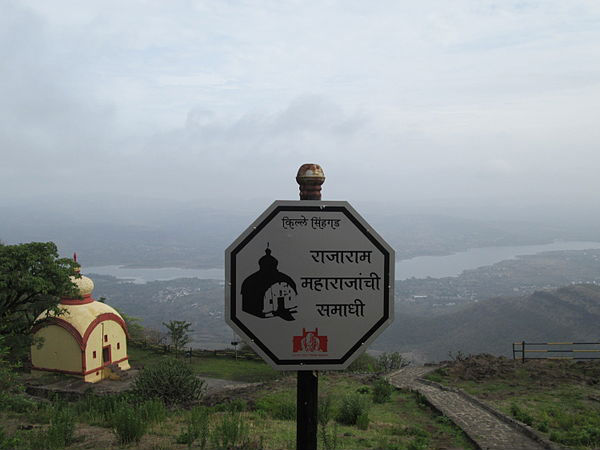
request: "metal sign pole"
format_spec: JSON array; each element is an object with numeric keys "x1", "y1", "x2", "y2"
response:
[{"x1": 295, "y1": 164, "x2": 324, "y2": 450}]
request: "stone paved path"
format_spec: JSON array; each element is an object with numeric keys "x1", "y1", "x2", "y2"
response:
[{"x1": 388, "y1": 366, "x2": 548, "y2": 450}]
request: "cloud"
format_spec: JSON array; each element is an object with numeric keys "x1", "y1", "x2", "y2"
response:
[{"x1": 1, "y1": 0, "x2": 600, "y2": 215}]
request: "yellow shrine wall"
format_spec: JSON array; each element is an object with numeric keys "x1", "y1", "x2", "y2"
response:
[
  {"x1": 83, "y1": 320, "x2": 130, "y2": 381},
  {"x1": 31, "y1": 326, "x2": 82, "y2": 374}
]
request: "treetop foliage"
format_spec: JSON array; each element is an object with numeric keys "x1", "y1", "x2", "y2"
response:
[{"x1": 0, "y1": 242, "x2": 80, "y2": 357}]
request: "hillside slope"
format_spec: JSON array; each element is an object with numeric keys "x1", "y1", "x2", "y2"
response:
[{"x1": 378, "y1": 284, "x2": 600, "y2": 361}]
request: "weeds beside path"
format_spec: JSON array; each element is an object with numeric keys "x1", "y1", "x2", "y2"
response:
[
  {"x1": 390, "y1": 364, "x2": 549, "y2": 450},
  {"x1": 424, "y1": 354, "x2": 600, "y2": 450}
]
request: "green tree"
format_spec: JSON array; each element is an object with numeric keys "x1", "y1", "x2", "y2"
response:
[
  {"x1": 118, "y1": 311, "x2": 145, "y2": 341},
  {"x1": 163, "y1": 320, "x2": 192, "y2": 357},
  {"x1": 0, "y1": 335, "x2": 22, "y2": 396},
  {"x1": 0, "y1": 242, "x2": 79, "y2": 358}
]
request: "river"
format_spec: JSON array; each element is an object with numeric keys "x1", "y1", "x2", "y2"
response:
[{"x1": 87, "y1": 240, "x2": 600, "y2": 283}]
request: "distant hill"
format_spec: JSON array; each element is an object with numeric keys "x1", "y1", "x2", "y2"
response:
[
  {"x1": 0, "y1": 201, "x2": 582, "y2": 268},
  {"x1": 377, "y1": 284, "x2": 600, "y2": 362}
]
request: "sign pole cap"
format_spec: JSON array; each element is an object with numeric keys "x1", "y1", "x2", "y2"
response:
[{"x1": 296, "y1": 164, "x2": 325, "y2": 200}]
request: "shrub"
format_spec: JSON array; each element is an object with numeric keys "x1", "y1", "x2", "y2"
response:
[
  {"x1": 414, "y1": 391, "x2": 428, "y2": 408},
  {"x1": 210, "y1": 411, "x2": 250, "y2": 450},
  {"x1": 318, "y1": 394, "x2": 338, "y2": 450},
  {"x1": 376, "y1": 352, "x2": 408, "y2": 373},
  {"x1": 0, "y1": 393, "x2": 36, "y2": 414},
  {"x1": 320, "y1": 421, "x2": 338, "y2": 450},
  {"x1": 407, "y1": 436, "x2": 430, "y2": 450},
  {"x1": 356, "y1": 411, "x2": 369, "y2": 430},
  {"x1": 0, "y1": 336, "x2": 22, "y2": 393},
  {"x1": 111, "y1": 403, "x2": 147, "y2": 445},
  {"x1": 336, "y1": 393, "x2": 370, "y2": 426},
  {"x1": 425, "y1": 372, "x2": 443, "y2": 383},
  {"x1": 435, "y1": 415, "x2": 452, "y2": 426},
  {"x1": 395, "y1": 425, "x2": 428, "y2": 438},
  {"x1": 510, "y1": 403, "x2": 534, "y2": 426},
  {"x1": 139, "y1": 399, "x2": 167, "y2": 424},
  {"x1": 131, "y1": 358, "x2": 205, "y2": 407},
  {"x1": 372, "y1": 378, "x2": 393, "y2": 404},
  {"x1": 75, "y1": 393, "x2": 130, "y2": 425},
  {"x1": 255, "y1": 394, "x2": 295, "y2": 420},
  {"x1": 0, "y1": 427, "x2": 25, "y2": 450},
  {"x1": 375, "y1": 436, "x2": 401, "y2": 450},
  {"x1": 29, "y1": 407, "x2": 76, "y2": 450},
  {"x1": 538, "y1": 420, "x2": 549, "y2": 433},
  {"x1": 318, "y1": 394, "x2": 334, "y2": 427},
  {"x1": 347, "y1": 353, "x2": 378, "y2": 373},
  {"x1": 177, "y1": 406, "x2": 211, "y2": 449},
  {"x1": 222, "y1": 399, "x2": 247, "y2": 413},
  {"x1": 356, "y1": 386, "x2": 370, "y2": 394}
]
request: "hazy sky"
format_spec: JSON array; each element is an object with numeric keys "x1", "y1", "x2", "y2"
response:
[{"x1": 2, "y1": 0, "x2": 600, "y2": 216}]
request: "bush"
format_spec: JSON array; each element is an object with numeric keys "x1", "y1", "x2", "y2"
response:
[
  {"x1": 177, "y1": 406, "x2": 211, "y2": 449},
  {"x1": 414, "y1": 391, "x2": 428, "y2": 408},
  {"x1": 318, "y1": 394, "x2": 338, "y2": 450},
  {"x1": 336, "y1": 393, "x2": 370, "y2": 426},
  {"x1": 394, "y1": 425, "x2": 428, "y2": 438},
  {"x1": 131, "y1": 358, "x2": 205, "y2": 407},
  {"x1": 320, "y1": 421, "x2": 338, "y2": 450},
  {"x1": 0, "y1": 427, "x2": 25, "y2": 450},
  {"x1": 255, "y1": 394, "x2": 295, "y2": 420},
  {"x1": 0, "y1": 393, "x2": 36, "y2": 414},
  {"x1": 75, "y1": 392, "x2": 130, "y2": 426},
  {"x1": 510, "y1": 403, "x2": 534, "y2": 426},
  {"x1": 318, "y1": 394, "x2": 334, "y2": 427},
  {"x1": 139, "y1": 399, "x2": 167, "y2": 424},
  {"x1": 372, "y1": 378, "x2": 393, "y2": 404},
  {"x1": 347, "y1": 353, "x2": 378, "y2": 373},
  {"x1": 550, "y1": 427, "x2": 600, "y2": 448},
  {"x1": 0, "y1": 336, "x2": 22, "y2": 393},
  {"x1": 214, "y1": 398, "x2": 247, "y2": 413},
  {"x1": 211, "y1": 411, "x2": 250, "y2": 450},
  {"x1": 407, "y1": 436, "x2": 430, "y2": 450},
  {"x1": 29, "y1": 407, "x2": 76, "y2": 450},
  {"x1": 356, "y1": 411, "x2": 369, "y2": 430},
  {"x1": 0, "y1": 335, "x2": 25, "y2": 413},
  {"x1": 376, "y1": 352, "x2": 408, "y2": 373},
  {"x1": 111, "y1": 403, "x2": 147, "y2": 445},
  {"x1": 356, "y1": 386, "x2": 370, "y2": 394}
]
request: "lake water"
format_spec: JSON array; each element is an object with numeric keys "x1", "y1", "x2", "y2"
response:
[
  {"x1": 86, "y1": 266, "x2": 224, "y2": 284},
  {"x1": 87, "y1": 240, "x2": 600, "y2": 283},
  {"x1": 396, "y1": 240, "x2": 600, "y2": 280}
]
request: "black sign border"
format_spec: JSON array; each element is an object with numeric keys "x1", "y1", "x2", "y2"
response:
[{"x1": 229, "y1": 204, "x2": 391, "y2": 367}]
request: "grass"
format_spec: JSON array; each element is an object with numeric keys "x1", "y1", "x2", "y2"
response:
[
  {"x1": 2, "y1": 370, "x2": 475, "y2": 449},
  {"x1": 241, "y1": 374, "x2": 475, "y2": 450},
  {"x1": 128, "y1": 346, "x2": 281, "y2": 382},
  {"x1": 425, "y1": 356, "x2": 600, "y2": 450}
]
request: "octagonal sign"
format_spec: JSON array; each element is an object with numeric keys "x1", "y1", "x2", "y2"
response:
[{"x1": 225, "y1": 200, "x2": 394, "y2": 370}]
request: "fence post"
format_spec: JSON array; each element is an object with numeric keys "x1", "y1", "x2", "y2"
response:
[
  {"x1": 512, "y1": 343, "x2": 515, "y2": 360},
  {"x1": 522, "y1": 340, "x2": 525, "y2": 363}
]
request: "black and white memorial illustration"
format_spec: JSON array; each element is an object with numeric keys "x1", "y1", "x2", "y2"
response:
[{"x1": 241, "y1": 246, "x2": 298, "y2": 321}]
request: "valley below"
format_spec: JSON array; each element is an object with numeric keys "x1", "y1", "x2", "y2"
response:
[{"x1": 90, "y1": 248, "x2": 600, "y2": 363}]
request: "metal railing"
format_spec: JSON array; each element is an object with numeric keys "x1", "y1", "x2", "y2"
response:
[{"x1": 513, "y1": 341, "x2": 600, "y2": 361}]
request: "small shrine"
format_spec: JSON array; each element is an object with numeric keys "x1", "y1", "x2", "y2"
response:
[{"x1": 31, "y1": 255, "x2": 130, "y2": 382}]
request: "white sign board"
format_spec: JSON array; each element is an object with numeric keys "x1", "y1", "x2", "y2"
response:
[{"x1": 225, "y1": 201, "x2": 394, "y2": 370}]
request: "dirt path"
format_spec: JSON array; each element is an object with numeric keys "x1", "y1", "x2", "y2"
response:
[
  {"x1": 388, "y1": 366, "x2": 551, "y2": 450},
  {"x1": 24, "y1": 370, "x2": 260, "y2": 400},
  {"x1": 201, "y1": 377, "x2": 260, "y2": 395}
]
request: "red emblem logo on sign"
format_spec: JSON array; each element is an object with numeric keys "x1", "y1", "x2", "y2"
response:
[{"x1": 293, "y1": 328, "x2": 328, "y2": 353}]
